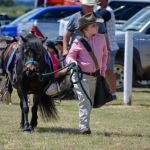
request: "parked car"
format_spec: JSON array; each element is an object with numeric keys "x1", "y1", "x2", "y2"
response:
[
  {"x1": 0, "y1": 13, "x2": 16, "y2": 26},
  {"x1": 114, "y1": 6, "x2": 150, "y2": 89},
  {"x1": 0, "y1": 8, "x2": 41, "y2": 37},
  {"x1": 58, "y1": 0, "x2": 150, "y2": 36},
  {"x1": 109, "y1": 0, "x2": 150, "y2": 25},
  {"x1": 1, "y1": 6, "x2": 81, "y2": 37}
]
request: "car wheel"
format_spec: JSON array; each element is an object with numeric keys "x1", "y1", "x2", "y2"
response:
[
  {"x1": 115, "y1": 59, "x2": 137, "y2": 91},
  {"x1": 114, "y1": 60, "x2": 124, "y2": 91},
  {"x1": 134, "y1": 80, "x2": 150, "y2": 88}
]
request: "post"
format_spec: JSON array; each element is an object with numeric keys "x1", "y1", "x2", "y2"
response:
[{"x1": 123, "y1": 31, "x2": 133, "y2": 105}]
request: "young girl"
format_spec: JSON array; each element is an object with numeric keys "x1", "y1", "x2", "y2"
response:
[
  {"x1": 45, "y1": 41, "x2": 60, "y2": 96},
  {"x1": 46, "y1": 41, "x2": 59, "y2": 76},
  {"x1": 45, "y1": 41, "x2": 68, "y2": 96},
  {"x1": 66, "y1": 13, "x2": 108, "y2": 134}
]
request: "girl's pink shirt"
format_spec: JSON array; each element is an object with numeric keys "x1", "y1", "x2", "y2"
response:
[{"x1": 66, "y1": 34, "x2": 108, "y2": 76}]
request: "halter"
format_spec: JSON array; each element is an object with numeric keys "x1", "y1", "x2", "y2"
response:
[{"x1": 25, "y1": 60, "x2": 39, "y2": 66}]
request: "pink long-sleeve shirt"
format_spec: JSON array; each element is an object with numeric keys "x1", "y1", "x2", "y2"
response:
[{"x1": 66, "y1": 34, "x2": 108, "y2": 76}]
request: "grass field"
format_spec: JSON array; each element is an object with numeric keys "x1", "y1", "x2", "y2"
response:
[{"x1": 0, "y1": 88, "x2": 150, "y2": 150}]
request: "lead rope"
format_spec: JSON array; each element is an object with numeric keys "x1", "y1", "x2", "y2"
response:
[
  {"x1": 70, "y1": 65, "x2": 93, "y2": 106},
  {"x1": 36, "y1": 63, "x2": 76, "y2": 78},
  {"x1": 36, "y1": 62, "x2": 93, "y2": 106}
]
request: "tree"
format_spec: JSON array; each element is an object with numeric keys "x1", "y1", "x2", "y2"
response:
[{"x1": 0, "y1": 0, "x2": 14, "y2": 6}]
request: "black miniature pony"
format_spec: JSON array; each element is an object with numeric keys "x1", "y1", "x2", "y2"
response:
[{"x1": 3, "y1": 33, "x2": 58, "y2": 133}]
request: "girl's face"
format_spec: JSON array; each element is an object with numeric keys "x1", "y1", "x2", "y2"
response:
[
  {"x1": 83, "y1": 22, "x2": 99, "y2": 36},
  {"x1": 47, "y1": 47, "x2": 53, "y2": 52},
  {"x1": 56, "y1": 44, "x2": 63, "y2": 52}
]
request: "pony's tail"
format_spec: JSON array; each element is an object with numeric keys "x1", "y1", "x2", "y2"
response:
[{"x1": 38, "y1": 93, "x2": 58, "y2": 122}]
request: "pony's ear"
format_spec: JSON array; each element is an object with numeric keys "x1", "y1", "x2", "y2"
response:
[
  {"x1": 30, "y1": 30, "x2": 35, "y2": 34},
  {"x1": 12, "y1": 36, "x2": 18, "y2": 42},
  {"x1": 41, "y1": 37, "x2": 48, "y2": 44},
  {"x1": 20, "y1": 35, "x2": 27, "y2": 43}
]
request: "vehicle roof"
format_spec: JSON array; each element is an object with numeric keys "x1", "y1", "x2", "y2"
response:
[
  {"x1": 109, "y1": 0, "x2": 150, "y2": 2},
  {"x1": 42, "y1": 5, "x2": 81, "y2": 9},
  {"x1": 8, "y1": 5, "x2": 81, "y2": 26},
  {"x1": 28, "y1": 5, "x2": 81, "y2": 20},
  {"x1": 35, "y1": 5, "x2": 81, "y2": 15},
  {"x1": 118, "y1": 6, "x2": 150, "y2": 31},
  {"x1": 37, "y1": 5, "x2": 81, "y2": 12}
]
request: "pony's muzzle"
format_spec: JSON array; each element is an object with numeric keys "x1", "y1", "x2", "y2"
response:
[
  {"x1": 25, "y1": 64, "x2": 37, "y2": 77},
  {"x1": 25, "y1": 64, "x2": 37, "y2": 71}
]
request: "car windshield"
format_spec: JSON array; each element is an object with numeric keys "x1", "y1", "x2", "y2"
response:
[
  {"x1": 118, "y1": 7, "x2": 150, "y2": 31},
  {"x1": 9, "y1": 8, "x2": 42, "y2": 25}
]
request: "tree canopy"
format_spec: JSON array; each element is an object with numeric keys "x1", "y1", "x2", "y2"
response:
[{"x1": 0, "y1": 0, "x2": 14, "y2": 6}]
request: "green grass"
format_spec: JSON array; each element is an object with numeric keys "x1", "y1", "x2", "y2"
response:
[{"x1": 0, "y1": 88, "x2": 150, "y2": 150}]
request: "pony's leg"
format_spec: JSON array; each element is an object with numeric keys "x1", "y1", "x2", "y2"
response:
[
  {"x1": 8, "y1": 81, "x2": 13, "y2": 104},
  {"x1": 20, "y1": 101, "x2": 24, "y2": 129},
  {"x1": 17, "y1": 87, "x2": 31, "y2": 133},
  {"x1": 30, "y1": 95, "x2": 38, "y2": 130}
]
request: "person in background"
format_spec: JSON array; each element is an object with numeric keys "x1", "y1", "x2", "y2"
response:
[
  {"x1": 45, "y1": 41, "x2": 59, "y2": 76},
  {"x1": 97, "y1": 0, "x2": 119, "y2": 99},
  {"x1": 54, "y1": 36, "x2": 65, "y2": 67},
  {"x1": 54, "y1": 36, "x2": 76, "y2": 99},
  {"x1": 46, "y1": 39, "x2": 67, "y2": 76},
  {"x1": 63, "y1": 0, "x2": 96, "y2": 56},
  {"x1": 45, "y1": 41, "x2": 60, "y2": 96},
  {"x1": 55, "y1": 36, "x2": 63, "y2": 55},
  {"x1": 45, "y1": 40, "x2": 68, "y2": 96},
  {"x1": 66, "y1": 13, "x2": 108, "y2": 134}
]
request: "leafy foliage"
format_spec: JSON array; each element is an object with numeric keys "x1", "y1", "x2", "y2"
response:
[
  {"x1": 0, "y1": 0, "x2": 14, "y2": 6},
  {"x1": 0, "y1": 5, "x2": 30, "y2": 17}
]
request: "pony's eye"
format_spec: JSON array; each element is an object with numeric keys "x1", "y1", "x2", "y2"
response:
[
  {"x1": 24, "y1": 47, "x2": 31, "y2": 53},
  {"x1": 37, "y1": 55, "x2": 41, "y2": 59}
]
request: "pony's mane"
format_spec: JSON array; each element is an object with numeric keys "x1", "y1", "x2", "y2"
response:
[{"x1": 24, "y1": 33, "x2": 45, "y2": 55}]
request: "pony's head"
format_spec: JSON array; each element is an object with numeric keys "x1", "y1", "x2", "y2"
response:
[{"x1": 20, "y1": 33, "x2": 45, "y2": 76}]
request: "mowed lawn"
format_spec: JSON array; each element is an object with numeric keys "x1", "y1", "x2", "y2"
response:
[{"x1": 0, "y1": 88, "x2": 150, "y2": 150}]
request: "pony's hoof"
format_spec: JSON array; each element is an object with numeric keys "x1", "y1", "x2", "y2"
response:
[
  {"x1": 9, "y1": 102, "x2": 12, "y2": 105},
  {"x1": 29, "y1": 125, "x2": 35, "y2": 131},
  {"x1": 24, "y1": 130, "x2": 31, "y2": 134},
  {"x1": 23, "y1": 127, "x2": 31, "y2": 133}
]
